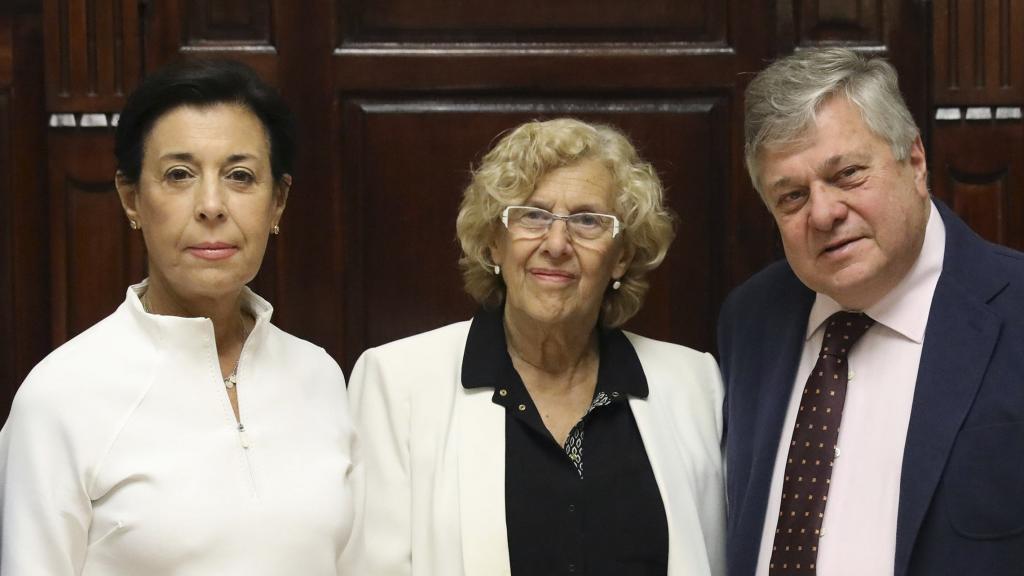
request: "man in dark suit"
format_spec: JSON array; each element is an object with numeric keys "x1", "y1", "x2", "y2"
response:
[{"x1": 718, "y1": 47, "x2": 1024, "y2": 576}]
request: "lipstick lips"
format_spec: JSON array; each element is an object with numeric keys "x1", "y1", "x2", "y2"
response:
[{"x1": 187, "y1": 242, "x2": 238, "y2": 261}]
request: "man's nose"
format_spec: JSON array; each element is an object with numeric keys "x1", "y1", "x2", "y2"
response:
[{"x1": 807, "y1": 183, "x2": 848, "y2": 231}]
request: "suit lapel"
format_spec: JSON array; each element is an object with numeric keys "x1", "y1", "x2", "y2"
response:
[
  {"x1": 457, "y1": 386, "x2": 512, "y2": 576},
  {"x1": 894, "y1": 203, "x2": 1004, "y2": 576},
  {"x1": 733, "y1": 283, "x2": 813, "y2": 575}
]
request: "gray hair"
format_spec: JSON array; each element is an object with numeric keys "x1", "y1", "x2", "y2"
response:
[{"x1": 744, "y1": 48, "x2": 919, "y2": 192}]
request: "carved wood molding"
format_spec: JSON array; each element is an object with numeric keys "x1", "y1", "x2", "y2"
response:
[
  {"x1": 933, "y1": 0, "x2": 1024, "y2": 105},
  {"x1": 185, "y1": 0, "x2": 272, "y2": 47},
  {"x1": 930, "y1": 120, "x2": 1024, "y2": 250},
  {"x1": 337, "y1": 0, "x2": 727, "y2": 47},
  {"x1": 43, "y1": 0, "x2": 140, "y2": 112},
  {"x1": 47, "y1": 111, "x2": 119, "y2": 127},
  {"x1": 947, "y1": 167, "x2": 1009, "y2": 244},
  {"x1": 935, "y1": 105, "x2": 1023, "y2": 120},
  {"x1": 0, "y1": 15, "x2": 12, "y2": 88},
  {"x1": 795, "y1": 0, "x2": 884, "y2": 46}
]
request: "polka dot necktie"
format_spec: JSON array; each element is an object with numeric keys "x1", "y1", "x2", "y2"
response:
[{"x1": 769, "y1": 311, "x2": 875, "y2": 574}]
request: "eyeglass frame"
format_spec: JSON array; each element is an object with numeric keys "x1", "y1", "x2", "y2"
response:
[{"x1": 500, "y1": 205, "x2": 622, "y2": 240}]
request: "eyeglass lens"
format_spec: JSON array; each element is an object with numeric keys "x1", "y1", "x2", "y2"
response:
[{"x1": 505, "y1": 207, "x2": 615, "y2": 240}]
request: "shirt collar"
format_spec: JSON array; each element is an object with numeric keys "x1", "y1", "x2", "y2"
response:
[
  {"x1": 806, "y1": 199, "x2": 946, "y2": 343},
  {"x1": 125, "y1": 278, "x2": 275, "y2": 349},
  {"x1": 461, "y1": 304, "x2": 521, "y2": 391},
  {"x1": 461, "y1": 304, "x2": 649, "y2": 399}
]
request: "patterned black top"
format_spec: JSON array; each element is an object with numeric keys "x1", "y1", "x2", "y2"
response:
[{"x1": 461, "y1": 305, "x2": 669, "y2": 576}]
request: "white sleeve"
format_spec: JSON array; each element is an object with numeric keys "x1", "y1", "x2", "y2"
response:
[
  {"x1": 338, "y1": 348, "x2": 412, "y2": 576},
  {"x1": 0, "y1": 380, "x2": 92, "y2": 576}
]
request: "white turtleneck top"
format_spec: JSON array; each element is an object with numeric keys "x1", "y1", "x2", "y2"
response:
[{"x1": 0, "y1": 281, "x2": 355, "y2": 575}]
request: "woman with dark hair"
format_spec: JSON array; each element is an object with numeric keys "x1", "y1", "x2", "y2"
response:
[{"x1": 0, "y1": 59, "x2": 354, "y2": 575}]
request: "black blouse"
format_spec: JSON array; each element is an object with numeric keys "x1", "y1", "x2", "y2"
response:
[{"x1": 461, "y1": 306, "x2": 669, "y2": 576}]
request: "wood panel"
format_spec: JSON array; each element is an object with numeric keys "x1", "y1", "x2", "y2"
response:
[
  {"x1": 42, "y1": 0, "x2": 140, "y2": 111},
  {"x1": 258, "y1": 0, "x2": 336, "y2": 348},
  {"x1": 0, "y1": 13, "x2": 11, "y2": 81},
  {"x1": 338, "y1": 0, "x2": 726, "y2": 45},
  {"x1": 186, "y1": 0, "x2": 271, "y2": 46},
  {"x1": 0, "y1": 89, "x2": 11, "y2": 400},
  {"x1": 338, "y1": 97, "x2": 730, "y2": 367},
  {"x1": 0, "y1": 5, "x2": 12, "y2": 398},
  {"x1": 948, "y1": 172, "x2": 1009, "y2": 243},
  {"x1": 796, "y1": 0, "x2": 883, "y2": 45},
  {"x1": 47, "y1": 130, "x2": 146, "y2": 342},
  {"x1": 145, "y1": 0, "x2": 278, "y2": 80},
  {"x1": 930, "y1": 118, "x2": 1024, "y2": 250},
  {"x1": 1, "y1": 2, "x2": 49, "y2": 416},
  {"x1": 332, "y1": 0, "x2": 768, "y2": 94},
  {"x1": 933, "y1": 0, "x2": 1024, "y2": 105}
]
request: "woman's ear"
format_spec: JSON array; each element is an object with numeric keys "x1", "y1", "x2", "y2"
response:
[
  {"x1": 612, "y1": 241, "x2": 635, "y2": 280},
  {"x1": 489, "y1": 230, "x2": 505, "y2": 268},
  {"x1": 115, "y1": 171, "x2": 141, "y2": 226},
  {"x1": 272, "y1": 174, "x2": 292, "y2": 226}
]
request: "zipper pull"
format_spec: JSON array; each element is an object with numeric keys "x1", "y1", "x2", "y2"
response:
[{"x1": 238, "y1": 422, "x2": 252, "y2": 449}]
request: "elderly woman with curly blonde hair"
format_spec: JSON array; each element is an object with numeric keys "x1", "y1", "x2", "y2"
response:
[{"x1": 340, "y1": 118, "x2": 725, "y2": 576}]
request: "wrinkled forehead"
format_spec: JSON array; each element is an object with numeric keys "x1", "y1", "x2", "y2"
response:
[
  {"x1": 525, "y1": 158, "x2": 619, "y2": 206},
  {"x1": 753, "y1": 96, "x2": 890, "y2": 188},
  {"x1": 752, "y1": 131, "x2": 817, "y2": 193}
]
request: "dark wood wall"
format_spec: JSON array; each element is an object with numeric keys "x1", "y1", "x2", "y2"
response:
[
  {"x1": 1, "y1": 1, "x2": 48, "y2": 410},
  {"x1": 1, "y1": 0, "x2": 1020, "y2": 416},
  {"x1": 930, "y1": 0, "x2": 1024, "y2": 247}
]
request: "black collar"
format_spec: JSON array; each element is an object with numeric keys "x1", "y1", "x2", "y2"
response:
[{"x1": 460, "y1": 304, "x2": 649, "y2": 399}]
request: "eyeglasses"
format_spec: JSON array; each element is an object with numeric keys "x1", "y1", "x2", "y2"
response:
[{"x1": 500, "y1": 206, "x2": 622, "y2": 241}]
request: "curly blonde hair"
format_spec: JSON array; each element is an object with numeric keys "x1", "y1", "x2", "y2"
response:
[{"x1": 455, "y1": 118, "x2": 675, "y2": 328}]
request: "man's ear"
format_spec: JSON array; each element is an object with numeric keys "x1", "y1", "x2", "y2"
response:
[
  {"x1": 908, "y1": 136, "x2": 929, "y2": 199},
  {"x1": 115, "y1": 171, "x2": 141, "y2": 225}
]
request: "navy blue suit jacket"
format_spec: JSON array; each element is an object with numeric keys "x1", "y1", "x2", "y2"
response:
[{"x1": 718, "y1": 200, "x2": 1024, "y2": 575}]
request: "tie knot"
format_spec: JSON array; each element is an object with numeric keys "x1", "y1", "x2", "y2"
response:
[{"x1": 819, "y1": 311, "x2": 874, "y2": 358}]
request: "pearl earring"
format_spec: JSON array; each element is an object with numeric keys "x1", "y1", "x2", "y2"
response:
[
  {"x1": 612, "y1": 279, "x2": 621, "y2": 290},
  {"x1": 129, "y1": 220, "x2": 139, "y2": 230},
  {"x1": 272, "y1": 225, "x2": 280, "y2": 235},
  {"x1": 494, "y1": 265, "x2": 501, "y2": 275}
]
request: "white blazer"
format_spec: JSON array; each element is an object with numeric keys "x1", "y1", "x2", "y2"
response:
[{"x1": 340, "y1": 320, "x2": 725, "y2": 576}]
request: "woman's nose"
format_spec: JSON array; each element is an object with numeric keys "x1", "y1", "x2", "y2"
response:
[
  {"x1": 541, "y1": 219, "x2": 573, "y2": 256},
  {"x1": 194, "y1": 179, "x2": 227, "y2": 221}
]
